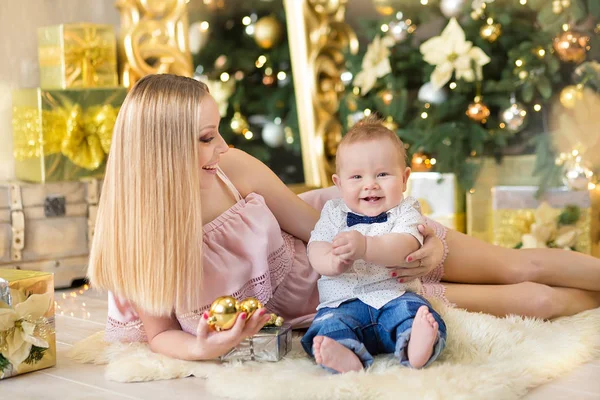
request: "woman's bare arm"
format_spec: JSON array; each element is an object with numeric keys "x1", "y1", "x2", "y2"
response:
[
  {"x1": 220, "y1": 149, "x2": 319, "y2": 242},
  {"x1": 136, "y1": 305, "x2": 272, "y2": 360}
]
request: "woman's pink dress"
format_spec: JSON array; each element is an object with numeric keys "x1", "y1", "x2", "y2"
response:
[{"x1": 105, "y1": 169, "x2": 449, "y2": 342}]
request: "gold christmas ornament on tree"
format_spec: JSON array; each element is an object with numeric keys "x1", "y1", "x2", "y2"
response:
[
  {"x1": 253, "y1": 15, "x2": 283, "y2": 49},
  {"x1": 382, "y1": 115, "x2": 398, "y2": 131},
  {"x1": 411, "y1": 152, "x2": 434, "y2": 172},
  {"x1": 553, "y1": 30, "x2": 590, "y2": 63},
  {"x1": 466, "y1": 98, "x2": 490, "y2": 123},
  {"x1": 560, "y1": 85, "x2": 583, "y2": 109},
  {"x1": 373, "y1": 0, "x2": 397, "y2": 16},
  {"x1": 378, "y1": 88, "x2": 394, "y2": 105},
  {"x1": 230, "y1": 111, "x2": 250, "y2": 134},
  {"x1": 480, "y1": 20, "x2": 501, "y2": 42},
  {"x1": 552, "y1": 0, "x2": 571, "y2": 14},
  {"x1": 207, "y1": 296, "x2": 239, "y2": 331}
]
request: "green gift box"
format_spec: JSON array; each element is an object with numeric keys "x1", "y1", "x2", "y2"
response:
[{"x1": 12, "y1": 87, "x2": 127, "y2": 183}]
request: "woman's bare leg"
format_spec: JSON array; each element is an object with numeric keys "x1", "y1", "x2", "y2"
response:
[
  {"x1": 444, "y1": 282, "x2": 600, "y2": 319},
  {"x1": 442, "y1": 229, "x2": 600, "y2": 291}
]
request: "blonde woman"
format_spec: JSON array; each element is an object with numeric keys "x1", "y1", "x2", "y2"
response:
[{"x1": 89, "y1": 74, "x2": 600, "y2": 361}]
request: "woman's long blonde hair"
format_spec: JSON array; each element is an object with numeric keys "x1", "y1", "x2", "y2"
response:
[{"x1": 88, "y1": 74, "x2": 209, "y2": 316}]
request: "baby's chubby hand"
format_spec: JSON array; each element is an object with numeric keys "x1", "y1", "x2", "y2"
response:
[{"x1": 332, "y1": 231, "x2": 367, "y2": 262}]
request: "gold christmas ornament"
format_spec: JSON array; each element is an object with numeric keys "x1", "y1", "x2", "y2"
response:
[
  {"x1": 411, "y1": 152, "x2": 434, "y2": 172},
  {"x1": 378, "y1": 88, "x2": 394, "y2": 105},
  {"x1": 207, "y1": 296, "x2": 240, "y2": 331},
  {"x1": 236, "y1": 297, "x2": 263, "y2": 318},
  {"x1": 382, "y1": 115, "x2": 398, "y2": 131},
  {"x1": 266, "y1": 313, "x2": 284, "y2": 327},
  {"x1": 206, "y1": 296, "x2": 284, "y2": 331},
  {"x1": 372, "y1": 0, "x2": 397, "y2": 16},
  {"x1": 466, "y1": 98, "x2": 490, "y2": 123},
  {"x1": 230, "y1": 111, "x2": 250, "y2": 134},
  {"x1": 253, "y1": 15, "x2": 283, "y2": 49},
  {"x1": 480, "y1": 21, "x2": 501, "y2": 42},
  {"x1": 553, "y1": 30, "x2": 590, "y2": 63},
  {"x1": 560, "y1": 85, "x2": 583, "y2": 109}
]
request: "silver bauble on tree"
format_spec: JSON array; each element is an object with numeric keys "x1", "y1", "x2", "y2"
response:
[
  {"x1": 563, "y1": 159, "x2": 593, "y2": 191},
  {"x1": 440, "y1": 0, "x2": 466, "y2": 18},
  {"x1": 500, "y1": 102, "x2": 528, "y2": 133},
  {"x1": 262, "y1": 122, "x2": 285, "y2": 148},
  {"x1": 417, "y1": 82, "x2": 448, "y2": 105}
]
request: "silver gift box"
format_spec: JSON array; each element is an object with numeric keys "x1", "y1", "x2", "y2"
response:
[{"x1": 220, "y1": 323, "x2": 292, "y2": 362}]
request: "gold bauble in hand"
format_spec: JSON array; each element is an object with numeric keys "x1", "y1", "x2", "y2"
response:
[
  {"x1": 207, "y1": 296, "x2": 239, "y2": 331},
  {"x1": 236, "y1": 297, "x2": 263, "y2": 318},
  {"x1": 265, "y1": 313, "x2": 284, "y2": 327}
]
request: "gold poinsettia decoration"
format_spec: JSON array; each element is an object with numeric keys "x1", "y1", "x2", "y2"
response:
[
  {"x1": 420, "y1": 18, "x2": 491, "y2": 89},
  {"x1": 353, "y1": 35, "x2": 395, "y2": 95},
  {"x1": 0, "y1": 292, "x2": 52, "y2": 367},
  {"x1": 520, "y1": 202, "x2": 580, "y2": 250}
]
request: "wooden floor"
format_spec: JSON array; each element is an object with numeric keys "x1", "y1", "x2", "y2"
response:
[{"x1": 2, "y1": 285, "x2": 600, "y2": 399}]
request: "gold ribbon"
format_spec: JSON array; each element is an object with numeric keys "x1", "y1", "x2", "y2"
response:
[
  {"x1": 39, "y1": 25, "x2": 117, "y2": 88},
  {"x1": 12, "y1": 104, "x2": 119, "y2": 170}
]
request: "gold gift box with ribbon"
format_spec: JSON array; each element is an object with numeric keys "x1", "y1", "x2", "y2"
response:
[
  {"x1": 406, "y1": 172, "x2": 465, "y2": 233},
  {"x1": 12, "y1": 87, "x2": 126, "y2": 182},
  {"x1": 38, "y1": 23, "x2": 118, "y2": 89},
  {"x1": 491, "y1": 186, "x2": 591, "y2": 254},
  {"x1": 0, "y1": 269, "x2": 56, "y2": 380},
  {"x1": 466, "y1": 155, "x2": 540, "y2": 243}
]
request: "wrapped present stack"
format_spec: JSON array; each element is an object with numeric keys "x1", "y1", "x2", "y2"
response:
[
  {"x1": 2, "y1": 23, "x2": 124, "y2": 286},
  {"x1": 12, "y1": 23, "x2": 126, "y2": 183},
  {"x1": 466, "y1": 155, "x2": 597, "y2": 256},
  {"x1": 406, "y1": 172, "x2": 465, "y2": 233},
  {"x1": 466, "y1": 156, "x2": 539, "y2": 243},
  {"x1": 0, "y1": 269, "x2": 56, "y2": 380}
]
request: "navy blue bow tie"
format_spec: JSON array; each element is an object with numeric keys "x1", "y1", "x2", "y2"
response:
[{"x1": 346, "y1": 212, "x2": 388, "y2": 227}]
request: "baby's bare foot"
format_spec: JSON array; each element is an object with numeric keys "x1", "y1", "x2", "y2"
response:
[
  {"x1": 313, "y1": 336, "x2": 363, "y2": 373},
  {"x1": 407, "y1": 305, "x2": 439, "y2": 369}
]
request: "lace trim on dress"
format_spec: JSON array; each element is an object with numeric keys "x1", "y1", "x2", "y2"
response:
[
  {"x1": 105, "y1": 316, "x2": 148, "y2": 342},
  {"x1": 268, "y1": 231, "x2": 295, "y2": 289}
]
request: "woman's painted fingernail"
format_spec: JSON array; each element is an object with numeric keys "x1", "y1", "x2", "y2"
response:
[
  {"x1": 203, "y1": 312, "x2": 209, "y2": 319},
  {"x1": 398, "y1": 278, "x2": 404, "y2": 283},
  {"x1": 406, "y1": 257, "x2": 412, "y2": 262},
  {"x1": 259, "y1": 309, "x2": 267, "y2": 316},
  {"x1": 240, "y1": 312, "x2": 247, "y2": 320},
  {"x1": 391, "y1": 272, "x2": 397, "y2": 277}
]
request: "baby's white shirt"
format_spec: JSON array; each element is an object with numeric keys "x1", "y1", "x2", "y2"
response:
[{"x1": 309, "y1": 196, "x2": 424, "y2": 310}]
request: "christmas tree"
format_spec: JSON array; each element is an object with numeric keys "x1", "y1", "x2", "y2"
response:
[
  {"x1": 189, "y1": 4, "x2": 303, "y2": 184},
  {"x1": 339, "y1": 0, "x2": 600, "y2": 191}
]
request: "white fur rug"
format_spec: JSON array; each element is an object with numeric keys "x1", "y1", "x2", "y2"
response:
[{"x1": 69, "y1": 303, "x2": 600, "y2": 400}]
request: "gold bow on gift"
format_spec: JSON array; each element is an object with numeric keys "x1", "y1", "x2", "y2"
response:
[
  {"x1": 12, "y1": 104, "x2": 119, "y2": 171},
  {"x1": 61, "y1": 104, "x2": 117, "y2": 170}
]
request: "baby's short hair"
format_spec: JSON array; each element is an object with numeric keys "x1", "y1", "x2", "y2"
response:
[{"x1": 336, "y1": 115, "x2": 407, "y2": 172}]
